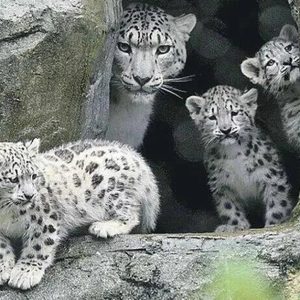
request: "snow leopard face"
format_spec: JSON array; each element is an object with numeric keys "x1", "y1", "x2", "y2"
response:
[
  {"x1": 113, "y1": 3, "x2": 196, "y2": 103},
  {"x1": 0, "y1": 139, "x2": 40, "y2": 206},
  {"x1": 186, "y1": 85, "x2": 258, "y2": 145},
  {"x1": 241, "y1": 24, "x2": 300, "y2": 96}
]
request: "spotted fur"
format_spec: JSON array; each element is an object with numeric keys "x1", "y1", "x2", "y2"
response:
[
  {"x1": 106, "y1": 3, "x2": 197, "y2": 148},
  {"x1": 241, "y1": 24, "x2": 300, "y2": 152},
  {"x1": 186, "y1": 85, "x2": 293, "y2": 232},
  {"x1": 0, "y1": 139, "x2": 159, "y2": 290}
]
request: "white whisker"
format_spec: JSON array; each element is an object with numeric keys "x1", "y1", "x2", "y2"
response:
[
  {"x1": 160, "y1": 86, "x2": 183, "y2": 99},
  {"x1": 162, "y1": 84, "x2": 187, "y2": 94},
  {"x1": 164, "y1": 75, "x2": 195, "y2": 83}
]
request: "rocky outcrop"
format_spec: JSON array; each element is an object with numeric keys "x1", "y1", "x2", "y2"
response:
[
  {"x1": 0, "y1": 0, "x2": 122, "y2": 150},
  {"x1": 1, "y1": 223, "x2": 300, "y2": 299}
]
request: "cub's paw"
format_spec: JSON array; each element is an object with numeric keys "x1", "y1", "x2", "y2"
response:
[
  {"x1": 89, "y1": 220, "x2": 133, "y2": 239},
  {"x1": 0, "y1": 256, "x2": 15, "y2": 285},
  {"x1": 8, "y1": 260, "x2": 45, "y2": 290}
]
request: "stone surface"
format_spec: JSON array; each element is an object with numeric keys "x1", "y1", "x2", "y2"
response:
[
  {"x1": 0, "y1": 0, "x2": 121, "y2": 150},
  {"x1": 173, "y1": 120, "x2": 203, "y2": 162},
  {"x1": 191, "y1": 23, "x2": 230, "y2": 60},
  {"x1": 1, "y1": 222, "x2": 300, "y2": 299},
  {"x1": 259, "y1": 5, "x2": 296, "y2": 41}
]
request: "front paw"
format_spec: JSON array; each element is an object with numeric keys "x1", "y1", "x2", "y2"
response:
[
  {"x1": 8, "y1": 260, "x2": 45, "y2": 290},
  {"x1": 0, "y1": 256, "x2": 15, "y2": 285}
]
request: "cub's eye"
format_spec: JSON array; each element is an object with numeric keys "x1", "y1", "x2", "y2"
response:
[
  {"x1": 209, "y1": 115, "x2": 217, "y2": 121},
  {"x1": 231, "y1": 111, "x2": 238, "y2": 117},
  {"x1": 156, "y1": 45, "x2": 171, "y2": 55},
  {"x1": 32, "y1": 174, "x2": 37, "y2": 180},
  {"x1": 266, "y1": 59, "x2": 275, "y2": 67},
  {"x1": 10, "y1": 177, "x2": 19, "y2": 184},
  {"x1": 117, "y1": 42, "x2": 131, "y2": 53},
  {"x1": 285, "y1": 44, "x2": 293, "y2": 52}
]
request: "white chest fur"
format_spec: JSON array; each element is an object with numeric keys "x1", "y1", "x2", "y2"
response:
[
  {"x1": 0, "y1": 209, "x2": 26, "y2": 239},
  {"x1": 222, "y1": 156, "x2": 260, "y2": 199},
  {"x1": 106, "y1": 89, "x2": 154, "y2": 149},
  {"x1": 211, "y1": 143, "x2": 263, "y2": 201}
]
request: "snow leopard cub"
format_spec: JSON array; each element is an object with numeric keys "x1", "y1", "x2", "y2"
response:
[
  {"x1": 186, "y1": 85, "x2": 293, "y2": 232},
  {"x1": 241, "y1": 24, "x2": 300, "y2": 153},
  {"x1": 0, "y1": 139, "x2": 159, "y2": 290}
]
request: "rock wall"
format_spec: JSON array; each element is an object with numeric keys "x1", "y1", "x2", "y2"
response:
[
  {"x1": 1, "y1": 223, "x2": 300, "y2": 299},
  {"x1": 0, "y1": 0, "x2": 122, "y2": 150}
]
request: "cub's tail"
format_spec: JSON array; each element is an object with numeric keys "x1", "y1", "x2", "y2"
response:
[{"x1": 140, "y1": 173, "x2": 160, "y2": 233}]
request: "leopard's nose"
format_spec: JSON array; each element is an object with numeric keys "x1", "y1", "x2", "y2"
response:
[{"x1": 133, "y1": 76, "x2": 152, "y2": 86}]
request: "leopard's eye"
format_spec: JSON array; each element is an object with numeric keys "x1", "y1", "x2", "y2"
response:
[
  {"x1": 117, "y1": 42, "x2": 131, "y2": 54},
  {"x1": 32, "y1": 174, "x2": 37, "y2": 180},
  {"x1": 231, "y1": 111, "x2": 238, "y2": 117},
  {"x1": 209, "y1": 115, "x2": 217, "y2": 121},
  {"x1": 285, "y1": 44, "x2": 293, "y2": 52},
  {"x1": 9, "y1": 177, "x2": 19, "y2": 184},
  {"x1": 156, "y1": 45, "x2": 171, "y2": 55},
  {"x1": 266, "y1": 59, "x2": 275, "y2": 67}
]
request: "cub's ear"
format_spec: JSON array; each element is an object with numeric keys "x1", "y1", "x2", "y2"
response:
[
  {"x1": 174, "y1": 14, "x2": 197, "y2": 41},
  {"x1": 240, "y1": 88, "x2": 258, "y2": 106},
  {"x1": 186, "y1": 96, "x2": 205, "y2": 119},
  {"x1": 279, "y1": 24, "x2": 298, "y2": 43},
  {"x1": 25, "y1": 138, "x2": 40, "y2": 155},
  {"x1": 240, "y1": 57, "x2": 261, "y2": 84}
]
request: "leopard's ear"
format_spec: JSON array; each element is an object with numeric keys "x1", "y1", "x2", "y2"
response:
[
  {"x1": 241, "y1": 57, "x2": 261, "y2": 84},
  {"x1": 240, "y1": 88, "x2": 258, "y2": 107},
  {"x1": 186, "y1": 96, "x2": 205, "y2": 120},
  {"x1": 174, "y1": 14, "x2": 197, "y2": 41},
  {"x1": 25, "y1": 138, "x2": 40, "y2": 155},
  {"x1": 279, "y1": 24, "x2": 298, "y2": 43}
]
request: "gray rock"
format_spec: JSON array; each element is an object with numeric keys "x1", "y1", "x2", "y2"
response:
[
  {"x1": 259, "y1": 5, "x2": 296, "y2": 41},
  {"x1": 191, "y1": 23, "x2": 231, "y2": 60},
  {"x1": 197, "y1": 0, "x2": 221, "y2": 18},
  {"x1": 0, "y1": 0, "x2": 121, "y2": 150},
  {"x1": 173, "y1": 120, "x2": 204, "y2": 162},
  {"x1": 214, "y1": 45, "x2": 248, "y2": 88},
  {"x1": 1, "y1": 222, "x2": 300, "y2": 299}
]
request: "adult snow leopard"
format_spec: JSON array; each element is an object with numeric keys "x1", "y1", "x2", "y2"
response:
[
  {"x1": 186, "y1": 85, "x2": 292, "y2": 232},
  {"x1": 106, "y1": 3, "x2": 197, "y2": 148},
  {"x1": 0, "y1": 139, "x2": 159, "y2": 290},
  {"x1": 241, "y1": 24, "x2": 300, "y2": 152}
]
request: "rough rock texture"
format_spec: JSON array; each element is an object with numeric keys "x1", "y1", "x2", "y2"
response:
[
  {"x1": 0, "y1": 0, "x2": 121, "y2": 150},
  {"x1": 0, "y1": 222, "x2": 300, "y2": 299}
]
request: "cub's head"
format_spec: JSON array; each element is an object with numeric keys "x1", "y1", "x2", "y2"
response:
[
  {"x1": 241, "y1": 24, "x2": 300, "y2": 96},
  {"x1": 113, "y1": 3, "x2": 196, "y2": 102},
  {"x1": 186, "y1": 86, "x2": 258, "y2": 146},
  {"x1": 0, "y1": 139, "x2": 40, "y2": 207}
]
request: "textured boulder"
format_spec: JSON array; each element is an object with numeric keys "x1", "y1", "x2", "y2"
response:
[
  {"x1": 1, "y1": 223, "x2": 300, "y2": 299},
  {"x1": 0, "y1": 0, "x2": 122, "y2": 150}
]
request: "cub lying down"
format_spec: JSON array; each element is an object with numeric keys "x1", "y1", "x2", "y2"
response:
[{"x1": 0, "y1": 139, "x2": 159, "y2": 289}]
